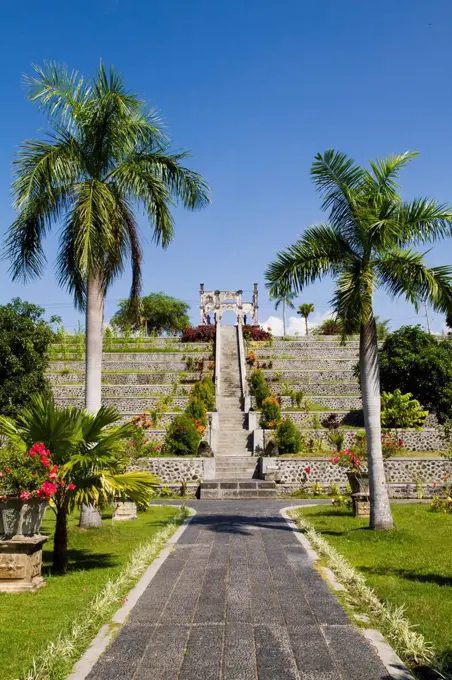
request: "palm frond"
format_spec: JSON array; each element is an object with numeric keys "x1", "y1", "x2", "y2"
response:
[
  {"x1": 393, "y1": 199, "x2": 452, "y2": 246},
  {"x1": 265, "y1": 223, "x2": 357, "y2": 296},
  {"x1": 365, "y1": 151, "x2": 418, "y2": 195},
  {"x1": 376, "y1": 249, "x2": 452, "y2": 313}
]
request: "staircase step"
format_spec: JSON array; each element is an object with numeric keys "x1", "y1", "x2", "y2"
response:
[{"x1": 200, "y1": 479, "x2": 276, "y2": 499}]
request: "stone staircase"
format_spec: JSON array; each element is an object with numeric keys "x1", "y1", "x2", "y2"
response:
[{"x1": 200, "y1": 325, "x2": 275, "y2": 499}]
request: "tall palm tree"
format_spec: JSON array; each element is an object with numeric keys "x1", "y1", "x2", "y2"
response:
[
  {"x1": 297, "y1": 303, "x2": 315, "y2": 336},
  {"x1": 269, "y1": 289, "x2": 296, "y2": 337},
  {"x1": 266, "y1": 150, "x2": 452, "y2": 530},
  {"x1": 4, "y1": 63, "x2": 210, "y2": 413},
  {"x1": 0, "y1": 394, "x2": 158, "y2": 572}
]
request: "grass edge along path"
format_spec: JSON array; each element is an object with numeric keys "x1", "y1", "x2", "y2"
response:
[
  {"x1": 22, "y1": 506, "x2": 188, "y2": 680},
  {"x1": 289, "y1": 508, "x2": 438, "y2": 677}
]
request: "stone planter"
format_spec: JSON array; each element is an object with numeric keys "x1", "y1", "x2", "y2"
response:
[
  {"x1": 347, "y1": 472, "x2": 369, "y2": 495},
  {"x1": 113, "y1": 500, "x2": 138, "y2": 521},
  {"x1": 0, "y1": 498, "x2": 48, "y2": 539},
  {"x1": 0, "y1": 535, "x2": 48, "y2": 592}
]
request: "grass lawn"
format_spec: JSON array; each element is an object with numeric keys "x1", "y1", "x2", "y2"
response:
[
  {"x1": 0, "y1": 505, "x2": 180, "y2": 680},
  {"x1": 298, "y1": 504, "x2": 452, "y2": 667}
]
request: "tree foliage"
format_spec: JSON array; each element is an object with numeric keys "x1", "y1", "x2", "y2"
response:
[
  {"x1": 249, "y1": 369, "x2": 270, "y2": 408},
  {"x1": 381, "y1": 389, "x2": 428, "y2": 428},
  {"x1": 379, "y1": 325, "x2": 452, "y2": 423},
  {"x1": 0, "y1": 298, "x2": 54, "y2": 418},
  {"x1": 111, "y1": 292, "x2": 190, "y2": 334}
]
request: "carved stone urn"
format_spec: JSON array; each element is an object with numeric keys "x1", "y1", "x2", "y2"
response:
[
  {"x1": 0, "y1": 498, "x2": 48, "y2": 593},
  {"x1": 0, "y1": 498, "x2": 48, "y2": 539}
]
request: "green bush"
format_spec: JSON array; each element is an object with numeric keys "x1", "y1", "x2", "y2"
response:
[
  {"x1": 249, "y1": 369, "x2": 270, "y2": 408},
  {"x1": 379, "y1": 325, "x2": 452, "y2": 423},
  {"x1": 260, "y1": 396, "x2": 282, "y2": 430},
  {"x1": 185, "y1": 398, "x2": 207, "y2": 427},
  {"x1": 191, "y1": 376, "x2": 215, "y2": 410},
  {"x1": 381, "y1": 389, "x2": 429, "y2": 428},
  {"x1": 163, "y1": 415, "x2": 202, "y2": 455},
  {"x1": 276, "y1": 418, "x2": 302, "y2": 453},
  {"x1": 0, "y1": 299, "x2": 54, "y2": 418}
]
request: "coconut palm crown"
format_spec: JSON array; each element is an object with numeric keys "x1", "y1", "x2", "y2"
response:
[
  {"x1": 297, "y1": 303, "x2": 315, "y2": 336},
  {"x1": 4, "y1": 62, "x2": 210, "y2": 412},
  {"x1": 266, "y1": 150, "x2": 452, "y2": 530}
]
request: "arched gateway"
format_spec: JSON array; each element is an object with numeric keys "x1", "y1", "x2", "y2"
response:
[{"x1": 199, "y1": 283, "x2": 259, "y2": 324}]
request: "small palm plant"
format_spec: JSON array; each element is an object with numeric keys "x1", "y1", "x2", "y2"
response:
[
  {"x1": 4, "y1": 62, "x2": 210, "y2": 413},
  {"x1": 269, "y1": 289, "x2": 296, "y2": 337},
  {"x1": 266, "y1": 150, "x2": 452, "y2": 530},
  {"x1": 0, "y1": 394, "x2": 158, "y2": 572},
  {"x1": 297, "y1": 303, "x2": 315, "y2": 336}
]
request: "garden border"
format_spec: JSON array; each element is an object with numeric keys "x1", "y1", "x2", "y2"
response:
[{"x1": 280, "y1": 506, "x2": 416, "y2": 680}]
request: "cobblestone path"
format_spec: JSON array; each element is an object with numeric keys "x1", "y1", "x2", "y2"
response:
[{"x1": 87, "y1": 501, "x2": 393, "y2": 680}]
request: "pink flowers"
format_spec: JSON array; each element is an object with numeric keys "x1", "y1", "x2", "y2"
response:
[
  {"x1": 49, "y1": 465, "x2": 59, "y2": 480},
  {"x1": 38, "y1": 481, "x2": 58, "y2": 499},
  {"x1": 20, "y1": 490, "x2": 33, "y2": 501},
  {"x1": 67, "y1": 483, "x2": 76, "y2": 491}
]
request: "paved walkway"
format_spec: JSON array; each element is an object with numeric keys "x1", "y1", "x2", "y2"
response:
[{"x1": 87, "y1": 501, "x2": 392, "y2": 680}]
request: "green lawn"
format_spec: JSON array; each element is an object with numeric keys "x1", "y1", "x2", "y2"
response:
[
  {"x1": 0, "y1": 505, "x2": 179, "y2": 680},
  {"x1": 298, "y1": 504, "x2": 452, "y2": 667}
]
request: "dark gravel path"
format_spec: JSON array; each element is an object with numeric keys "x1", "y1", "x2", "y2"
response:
[{"x1": 87, "y1": 500, "x2": 392, "y2": 680}]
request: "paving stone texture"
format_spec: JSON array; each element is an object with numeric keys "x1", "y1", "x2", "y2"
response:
[{"x1": 87, "y1": 501, "x2": 393, "y2": 680}]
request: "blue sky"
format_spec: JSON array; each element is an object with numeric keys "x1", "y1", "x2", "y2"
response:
[{"x1": 1, "y1": 0, "x2": 451, "y2": 332}]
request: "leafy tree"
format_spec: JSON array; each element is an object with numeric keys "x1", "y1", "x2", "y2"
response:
[
  {"x1": 379, "y1": 325, "x2": 452, "y2": 423},
  {"x1": 0, "y1": 298, "x2": 54, "y2": 418},
  {"x1": 266, "y1": 150, "x2": 452, "y2": 530},
  {"x1": 381, "y1": 389, "x2": 428, "y2": 428},
  {"x1": 297, "y1": 303, "x2": 315, "y2": 336},
  {"x1": 0, "y1": 394, "x2": 158, "y2": 572},
  {"x1": 111, "y1": 292, "x2": 190, "y2": 335},
  {"x1": 269, "y1": 289, "x2": 296, "y2": 337},
  {"x1": 5, "y1": 62, "x2": 209, "y2": 413}
]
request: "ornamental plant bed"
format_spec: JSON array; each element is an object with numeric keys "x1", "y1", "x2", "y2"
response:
[
  {"x1": 298, "y1": 504, "x2": 452, "y2": 676},
  {"x1": 0, "y1": 505, "x2": 180, "y2": 680}
]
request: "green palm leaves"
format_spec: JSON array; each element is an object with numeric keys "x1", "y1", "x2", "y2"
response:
[
  {"x1": 5, "y1": 62, "x2": 210, "y2": 309},
  {"x1": 266, "y1": 150, "x2": 452, "y2": 332}
]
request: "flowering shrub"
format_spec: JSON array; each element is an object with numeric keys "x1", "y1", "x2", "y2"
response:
[
  {"x1": 181, "y1": 325, "x2": 216, "y2": 342},
  {"x1": 163, "y1": 414, "x2": 202, "y2": 455},
  {"x1": 249, "y1": 369, "x2": 270, "y2": 408},
  {"x1": 381, "y1": 432, "x2": 406, "y2": 458},
  {"x1": 246, "y1": 350, "x2": 256, "y2": 366},
  {"x1": 191, "y1": 376, "x2": 215, "y2": 410},
  {"x1": 242, "y1": 325, "x2": 272, "y2": 341},
  {"x1": 329, "y1": 449, "x2": 364, "y2": 474},
  {"x1": 0, "y1": 442, "x2": 73, "y2": 501},
  {"x1": 132, "y1": 413, "x2": 154, "y2": 429},
  {"x1": 260, "y1": 396, "x2": 282, "y2": 430},
  {"x1": 185, "y1": 398, "x2": 207, "y2": 434}
]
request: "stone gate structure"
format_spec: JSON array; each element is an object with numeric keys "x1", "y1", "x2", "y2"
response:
[{"x1": 199, "y1": 283, "x2": 259, "y2": 324}]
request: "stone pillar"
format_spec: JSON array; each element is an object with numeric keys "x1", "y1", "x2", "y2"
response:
[
  {"x1": 253, "y1": 283, "x2": 259, "y2": 324},
  {"x1": 199, "y1": 283, "x2": 205, "y2": 324},
  {"x1": 0, "y1": 535, "x2": 48, "y2": 593}
]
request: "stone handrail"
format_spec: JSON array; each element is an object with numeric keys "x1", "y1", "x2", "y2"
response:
[
  {"x1": 214, "y1": 321, "x2": 221, "y2": 398},
  {"x1": 237, "y1": 323, "x2": 250, "y2": 411}
]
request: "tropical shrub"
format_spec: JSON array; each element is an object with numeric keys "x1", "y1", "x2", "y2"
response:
[
  {"x1": 381, "y1": 389, "x2": 428, "y2": 428},
  {"x1": 163, "y1": 415, "x2": 202, "y2": 455},
  {"x1": 185, "y1": 398, "x2": 207, "y2": 434},
  {"x1": 381, "y1": 432, "x2": 406, "y2": 458},
  {"x1": 260, "y1": 397, "x2": 282, "y2": 429},
  {"x1": 379, "y1": 325, "x2": 452, "y2": 423},
  {"x1": 249, "y1": 369, "x2": 270, "y2": 408},
  {"x1": 312, "y1": 318, "x2": 340, "y2": 335},
  {"x1": 242, "y1": 325, "x2": 272, "y2": 341},
  {"x1": 0, "y1": 298, "x2": 54, "y2": 418},
  {"x1": 181, "y1": 325, "x2": 216, "y2": 342},
  {"x1": 191, "y1": 376, "x2": 215, "y2": 410},
  {"x1": 275, "y1": 418, "x2": 302, "y2": 453},
  {"x1": 0, "y1": 394, "x2": 157, "y2": 572},
  {"x1": 329, "y1": 448, "x2": 364, "y2": 474},
  {"x1": 246, "y1": 350, "x2": 256, "y2": 366}
]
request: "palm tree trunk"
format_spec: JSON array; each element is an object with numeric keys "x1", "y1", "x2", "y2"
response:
[
  {"x1": 360, "y1": 317, "x2": 393, "y2": 530},
  {"x1": 53, "y1": 502, "x2": 69, "y2": 573},
  {"x1": 283, "y1": 300, "x2": 286, "y2": 337},
  {"x1": 85, "y1": 273, "x2": 104, "y2": 413},
  {"x1": 305, "y1": 316, "x2": 308, "y2": 336}
]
